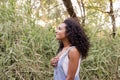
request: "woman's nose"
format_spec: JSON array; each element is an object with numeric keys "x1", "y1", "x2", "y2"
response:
[
  {"x1": 55, "y1": 30, "x2": 58, "y2": 34},
  {"x1": 55, "y1": 28, "x2": 58, "y2": 33}
]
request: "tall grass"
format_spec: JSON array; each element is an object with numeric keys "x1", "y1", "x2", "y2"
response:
[
  {"x1": 80, "y1": 28, "x2": 120, "y2": 80},
  {"x1": 0, "y1": 0, "x2": 120, "y2": 80},
  {"x1": 0, "y1": 1, "x2": 56, "y2": 80}
]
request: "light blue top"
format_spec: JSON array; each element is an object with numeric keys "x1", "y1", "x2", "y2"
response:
[{"x1": 54, "y1": 46, "x2": 80, "y2": 80}]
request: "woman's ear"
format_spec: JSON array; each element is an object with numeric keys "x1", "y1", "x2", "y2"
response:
[{"x1": 66, "y1": 32, "x2": 71, "y2": 37}]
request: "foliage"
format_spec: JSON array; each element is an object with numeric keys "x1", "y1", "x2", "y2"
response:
[
  {"x1": 80, "y1": 27, "x2": 120, "y2": 80},
  {"x1": 0, "y1": 0, "x2": 120, "y2": 80},
  {"x1": 0, "y1": 1, "x2": 57, "y2": 80}
]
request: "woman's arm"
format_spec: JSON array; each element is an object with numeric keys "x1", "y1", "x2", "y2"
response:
[{"x1": 66, "y1": 48, "x2": 80, "y2": 80}]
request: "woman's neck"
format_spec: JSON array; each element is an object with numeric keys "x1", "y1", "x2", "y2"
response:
[{"x1": 62, "y1": 39, "x2": 71, "y2": 48}]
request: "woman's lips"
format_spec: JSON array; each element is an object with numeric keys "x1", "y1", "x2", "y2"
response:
[{"x1": 56, "y1": 33, "x2": 59, "y2": 35}]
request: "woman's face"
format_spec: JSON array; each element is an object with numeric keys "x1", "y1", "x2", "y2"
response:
[{"x1": 55, "y1": 23, "x2": 67, "y2": 40}]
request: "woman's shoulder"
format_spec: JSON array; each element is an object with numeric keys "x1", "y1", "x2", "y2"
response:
[
  {"x1": 69, "y1": 46, "x2": 79, "y2": 53},
  {"x1": 68, "y1": 46, "x2": 80, "y2": 59}
]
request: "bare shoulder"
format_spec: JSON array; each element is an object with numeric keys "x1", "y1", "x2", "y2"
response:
[{"x1": 68, "y1": 47, "x2": 80, "y2": 59}]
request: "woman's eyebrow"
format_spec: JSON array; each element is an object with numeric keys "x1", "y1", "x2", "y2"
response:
[
  {"x1": 57, "y1": 25, "x2": 61, "y2": 28},
  {"x1": 56, "y1": 26, "x2": 59, "y2": 29}
]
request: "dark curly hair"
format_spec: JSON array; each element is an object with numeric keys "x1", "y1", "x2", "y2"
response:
[{"x1": 57, "y1": 17, "x2": 90, "y2": 59}]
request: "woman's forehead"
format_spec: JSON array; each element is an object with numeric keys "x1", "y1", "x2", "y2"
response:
[{"x1": 58, "y1": 23, "x2": 66, "y2": 28}]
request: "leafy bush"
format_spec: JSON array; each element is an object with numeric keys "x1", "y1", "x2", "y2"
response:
[{"x1": 0, "y1": 1, "x2": 120, "y2": 80}]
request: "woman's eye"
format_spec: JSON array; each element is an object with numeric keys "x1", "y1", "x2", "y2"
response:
[
  {"x1": 58, "y1": 27, "x2": 60, "y2": 30},
  {"x1": 58, "y1": 27, "x2": 61, "y2": 30}
]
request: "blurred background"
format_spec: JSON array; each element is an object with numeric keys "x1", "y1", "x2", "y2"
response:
[{"x1": 0, "y1": 0, "x2": 120, "y2": 80}]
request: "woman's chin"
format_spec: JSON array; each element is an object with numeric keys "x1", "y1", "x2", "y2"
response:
[
  {"x1": 56, "y1": 37, "x2": 61, "y2": 40},
  {"x1": 56, "y1": 38, "x2": 60, "y2": 40}
]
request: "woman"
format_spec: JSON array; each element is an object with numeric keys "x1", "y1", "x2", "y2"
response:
[{"x1": 50, "y1": 18, "x2": 90, "y2": 80}]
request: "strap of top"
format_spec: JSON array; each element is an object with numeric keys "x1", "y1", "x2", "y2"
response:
[
  {"x1": 66, "y1": 46, "x2": 82, "y2": 60},
  {"x1": 63, "y1": 46, "x2": 75, "y2": 58},
  {"x1": 66, "y1": 46, "x2": 75, "y2": 53}
]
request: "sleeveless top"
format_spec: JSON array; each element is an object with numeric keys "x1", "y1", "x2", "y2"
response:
[{"x1": 54, "y1": 46, "x2": 81, "y2": 80}]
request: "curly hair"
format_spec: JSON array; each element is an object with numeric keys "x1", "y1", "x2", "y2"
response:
[{"x1": 57, "y1": 17, "x2": 90, "y2": 59}]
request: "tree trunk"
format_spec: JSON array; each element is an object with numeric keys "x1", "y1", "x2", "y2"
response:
[
  {"x1": 62, "y1": 0, "x2": 77, "y2": 17},
  {"x1": 76, "y1": 0, "x2": 86, "y2": 27},
  {"x1": 81, "y1": 0, "x2": 85, "y2": 27},
  {"x1": 109, "y1": 0, "x2": 116, "y2": 38},
  {"x1": 62, "y1": 0, "x2": 80, "y2": 25}
]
